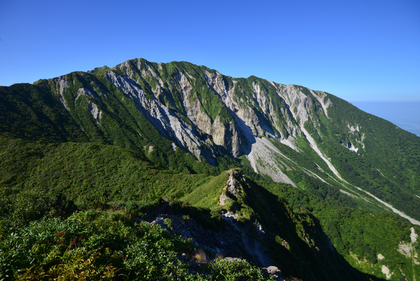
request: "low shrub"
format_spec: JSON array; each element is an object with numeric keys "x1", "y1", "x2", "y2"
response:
[{"x1": 0, "y1": 210, "x2": 274, "y2": 280}]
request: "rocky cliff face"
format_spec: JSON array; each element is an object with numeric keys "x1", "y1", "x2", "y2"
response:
[{"x1": 98, "y1": 59, "x2": 338, "y2": 185}]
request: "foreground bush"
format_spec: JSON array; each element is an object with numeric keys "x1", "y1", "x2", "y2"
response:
[{"x1": 0, "y1": 210, "x2": 273, "y2": 280}]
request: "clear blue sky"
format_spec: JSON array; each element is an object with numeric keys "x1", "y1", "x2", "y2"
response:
[{"x1": 1, "y1": 0, "x2": 419, "y2": 102}]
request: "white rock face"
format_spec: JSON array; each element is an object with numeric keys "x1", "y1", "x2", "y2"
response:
[
  {"x1": 246, "y1": 138, "x2": 296, "y2": 186},
  {"x1": 410, "y1": 227, "x2": 418, "y2": 243},
  {"x1": 268, "y1": 82, "x2": 345, "y2": 181},
  {"x1": 347, "y1": 123, "x2": 360, "y2": 133},
  {"x1": 345, "y1": 141, "x2": 359, "y2": 152},
  {"x1": 381, "y1": 265, "x2": 392, "y2": 280},
  {"x1": 76, "y1": 87, "x2": 96, "y2": 100},
  {"x1": 397, "y1": 229, "x2": 419, "y2": 265},
  {"x1": 181, "y1": 71, "x2": 243, "y2": 157},
  {"x1": 105, "y1": 60, "x2": 341, "y2": 185},
  {"x1": 310, "y1": 90, "x2": 332, "y2": 119},
  {"x1": 106, "y1": 71, "x2": 215, "y2": 161},
  {"x1": 56, "y1": 76, "x2": 69, "y2": 110},
  {"x1": 277, "y1": 84, "x2": 311, "y2": 124},
  {"x1": 204, "y1": 71, "x2": 300, "y2": 150},
  {"x1": 88, "y1": 102, "x2": 102, "y2": 123}
]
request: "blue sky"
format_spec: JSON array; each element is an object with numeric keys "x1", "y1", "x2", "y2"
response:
[{"x1": 0, "y1": 0, "x2": 419, "y2": 102}]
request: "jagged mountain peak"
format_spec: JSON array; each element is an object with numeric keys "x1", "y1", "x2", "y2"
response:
[{"x1": 101, "y1": 58, "x2": 332, "y2": 157}]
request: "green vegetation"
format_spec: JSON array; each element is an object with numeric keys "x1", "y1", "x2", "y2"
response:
[
  {"x1": 0, "y1": 135, "x2": 392, "y2": 280},
  {"x1": 260, "y1": 176, "x2": 420, "y2": 280},
  {"x1": 89, "y1": 65, "x2": 111, "y2": 74},
  {"x1": 319, "y1": 95, "x2": 420, "y2": 219},
  {"x1": 0, "y1": 137, "x2": 216, "y2": 226},
  {"x1": 0, "y1": 73, "x2": 233, "y2": 176},
  {"x1": 0, "y1": 210, "x2": 275, "y2": 280},
  {"x1": 1, "y1": 57, "x2": 420, "y2": 280}
]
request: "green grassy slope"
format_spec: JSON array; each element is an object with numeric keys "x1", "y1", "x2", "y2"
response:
[
  {"x1": 0, "y1": 137, "x2": 217, "y2": 225},
  {"x1": 318, "y1": 95, "x2": 420, "y2": 219}
]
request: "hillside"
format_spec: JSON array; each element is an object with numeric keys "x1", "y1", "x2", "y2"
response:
[{"x1": 1, "y1": 58, "x2": 420, "y2": 280}]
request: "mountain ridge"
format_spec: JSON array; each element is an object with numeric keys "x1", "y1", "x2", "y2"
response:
[
  {"x1": 2, "y1": 57, "x2": 420, "y2": 221},
  {"x1": 1, "y1": 57, "x2": 420, "y2": 280}
]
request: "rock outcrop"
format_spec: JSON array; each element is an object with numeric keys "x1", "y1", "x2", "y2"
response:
[{"x1": 102, "y1": 59, "x2": 338, "y2": 184}]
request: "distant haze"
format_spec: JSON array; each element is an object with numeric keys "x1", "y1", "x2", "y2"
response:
[{"x1": 351, "y1": 102, "x2": 420, "y2": 137}]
